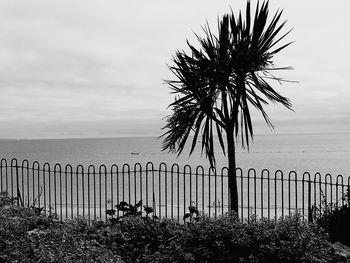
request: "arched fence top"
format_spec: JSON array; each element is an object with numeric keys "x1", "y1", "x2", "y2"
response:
[
  {"x1": 88, "y1": 165, "x2": 96, "y2": 174},
  {"x1": 98, "y1": 164, "x2": 107, "y2": 174},
  {"x1": 302, "y1": 172, "x2": 311, "y2": 181},
  {"x1": 21, "y1": 159, "x2": 29, "y2": 168},
  {"x1": 133, "y1": 163, "x2": 142, "y2": 172},
  {"x1": 122, "y1": 163, "x2": 130, "y2": 173},
  {"x1": 195, "y1": 165, "x2": 204, "y2": 175},
  {"x1": 43, "y1": 162, "x2": 50, "y2": 172},
  {"x1": 159, "y1": 162, "x2": 167, "y2": 172},
  {"x1": 248, "y1": 168, "x2": 257, "y2": 178},
  {"x1": 0, "y1": 157, "x2": 346, "y2": 185},
  {"x1": 64, "y1": 164, "x2": 73, "y2": 173},
  {"x1": 10, "y1": 158, "x2": 18, "y2": 166},
  {"x1": 288, "y1": 171, "x2": 297, "y2": 180},
  {"x1": 325, "y1": 173, "x2": 332, "y2": 184},
  {"x1": 0, "y1": 158, "x2": 8, "y2": 167},
  {"x1": 183, "y1": 164, "x2": 192, "y2": 174},
  {"x1": 314, "y1": 172, "x2": 322, "y2": 182},
  {"x1": 261, "y1": 169, "x2": 270, "y2": 179},
  {"x1": 110, "y1": 164, "x2": 118, "y2": 173},
  {"x1": 170, "y1": 163, "x2": 180, "y2": 172},
  {"x1": 54, "y1": 163, "x2": 62, "y2": 172},
  {"x1": 146, "y1": 162, "x2": 154, "y2": 171},
  {"x1": 336, "y1": 174, "x2": 344, "y2": 185},
  {"x1": 76, "y1": 164, "x2": 84, "y2": 174}
]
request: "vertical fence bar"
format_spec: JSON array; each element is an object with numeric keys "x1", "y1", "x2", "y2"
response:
[
  {"x1": 240, "y1": 168, "x2": 244, "y2": 220},
  {"x1": 64, "y1": 165, "x2": 72, "y2": 220},
  {"x1": 170, "y1": 164, "x2": 179, "y2": 221},
  {"x1": 308, "y1": 176, "x2": 312, "y2": 223},
  {"x1": 247, "y1": 169, "x2": 253, "y2": 222},
  {"x1": 110, "y1": 165, "x2": 114, "y2": 220},
  {"x1": 278, "y1": 170, "x2": 284, "y2": 218},
  {"x1": 302, "y1": 172, "x2": 310, "y2": 221},
  {"x1": 44, "y1": 163, "x2": 51, "y2": 216},
  {"x1": 324, "y1": 174, "x2": 331, "y2": 210},
  {"x1": 22, "y1": 160, "x2": 29, "y2": 206},
  {"x1": 336, "y1": 175, "x2": 343, "y2": 206},
  {"x1": 146, "y1": 162, "x2": 153, "y2": 210},
  {"x1": 134, "y1": 164, "x2": 138, "y2": 207},
  {"x1": 136, "y1": 164, "x2": 142, "y2": 214},
  {"x1": 254, "y1": 169, "x2": 257, "y2": 216},
  {"x1": 99, "y1": 165, "x2": 107, "y2": 220},
  {"x1": 0, "y1": 159, "x2": 7, "y2": 192},
  {"x1": 159, "y1": 163, "x2": 167, "y2": 218},
  {"x1": 170, "y1": 165, "x2": 174, "y2": 219},
  {"x1": 103, "y1": 165, "x2": 108, "y2": 222},
  {"x1": 208, "y1": 167, "x2": 213, "y2": 218},
  {"x1": 70, "y1": 164, "x2": 74, "y2": 219},
  {"x1": 54, "y1": 164, "x2": 61, "y2": 220},
  {"x1": 202, "y1": 166, "x2": 205, "y2": 216},
  {"x1": 221, "y1": 167, "x2": 225, "y2": 217},
  {"x1": 264, "y1": 170, "x2": 270, "y2": 220},
  {"x1": 14, "y1": 159, "x2": 20, "y2": 206},
  {"x1": 76, "y1": 165, "x2": 82, "y2": 218},
  {"x1": 289, "y1": 171, "x2": 297, "y2": 214},
  {"x1": 195, "y1": 166, "x2": 198, "y2": 213},
  {"x1": 164, "y1": 163, "x2": 168, "y2": 218},
  {"x1": 313, "y1": 173, "x2": 321, "y2": 217},
  {"x1": 10, "y1": 159, "x2": 15, "y2": 203},
  {"x1": 88, "y1": 165, "x2": 95, "y2": 223},
  {"x1": 295, "y1": 172, "x2": 298, "y2": 212},
  {"x1": 214, "y1": 167, "x2": 217, "y2": 219},
  {"x1": 183, "y1": 165, "x2": 191, "y2": 221},
  {"x1": 111, "y1": 165, "x2": 118, "y2": 218},
  {"x1": 20, "y1": 160, "x2": 27, "y2": 206}
]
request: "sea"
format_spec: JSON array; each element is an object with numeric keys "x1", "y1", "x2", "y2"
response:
[
  {"x1": 0, "y1": 132, "x2": 349, "y2": 220},
  {"x1": 0, "y1": 132, "x2": 349, "y2": 177}
]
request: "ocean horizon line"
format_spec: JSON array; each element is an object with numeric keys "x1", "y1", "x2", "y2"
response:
[{"x1": 0, "y1": 130, "x2": 349, "y2": 141}]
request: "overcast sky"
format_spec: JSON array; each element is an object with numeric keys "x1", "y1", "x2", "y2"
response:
[{"x1": 0, "y1": 0, "x2": 349, "y2": 139}]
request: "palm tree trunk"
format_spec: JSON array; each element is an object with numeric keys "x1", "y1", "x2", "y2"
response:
[{"x1": 227, "y1": 128, "x2": 238, "y2": 215}]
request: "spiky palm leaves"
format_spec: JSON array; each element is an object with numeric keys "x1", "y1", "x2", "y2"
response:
[{"x1": 162, "y1": 0, "x2": 293, "y2": 167}]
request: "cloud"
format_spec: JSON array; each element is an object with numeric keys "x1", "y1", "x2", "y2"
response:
[{"x1": 0, "y1": 0, "x2": 349, "y2": 138}]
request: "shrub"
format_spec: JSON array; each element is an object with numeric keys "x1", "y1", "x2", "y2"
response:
[
  {"x1": 313, "y1": 189, "x2": 350, "y2": 246},
  {"x1": 0, "y1": 191, "x2": 120, "y2": 262},
  {"x1": 104, "y1": 211, "x2": 345, "y2": 263},
  {"x1": 1, "y1": 192, "x2": 347, "y2": 263},
  {"x1": 159, "y1": 213, "x2": 344, "y2": 263}
]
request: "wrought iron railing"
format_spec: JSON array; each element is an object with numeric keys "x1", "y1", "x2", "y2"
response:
[{"x1": 0, "y1": 158, "x2": 348, "y2": 223}]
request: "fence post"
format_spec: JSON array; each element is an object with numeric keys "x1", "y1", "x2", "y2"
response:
[{"x1": 308, "y1": 179, "x2": 312, "y2": 223}]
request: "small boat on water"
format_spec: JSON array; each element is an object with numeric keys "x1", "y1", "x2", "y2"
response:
[{"x1": 131, "y1": 152, "x2": 139, "y2": 155}]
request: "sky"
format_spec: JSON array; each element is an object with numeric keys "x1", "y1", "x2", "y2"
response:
[{"x1": 0, "y1": 0, "x2": 349, "y2": 139}]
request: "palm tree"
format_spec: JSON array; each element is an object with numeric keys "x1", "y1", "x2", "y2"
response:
[{"x1": 161, "y1": 0, "x2": 293, "y2": 214}]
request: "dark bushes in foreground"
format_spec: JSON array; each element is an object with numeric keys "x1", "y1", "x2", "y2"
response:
[
  {"x1": 102, "y1": 213, "x2": 344, "y2": 263},
  {"x1": 0, "y1": 192, "x2": 348, "y2": 262},
  {"x1": 313, "y1": 189, "x2": 350, "y2": 247}
]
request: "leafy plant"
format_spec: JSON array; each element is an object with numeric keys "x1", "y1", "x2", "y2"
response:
[
  {"x1": 183, "y1": 202, "x2": 200, "y2": 224},
  {"x1": 106, "y1": 200, "x2": 157, "y2": 221},
  {"x1": 313, "y1": 189, "x2": 350, "y2": 246}
]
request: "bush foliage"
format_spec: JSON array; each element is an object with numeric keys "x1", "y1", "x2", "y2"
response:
[
  {"x1": 1, "y1": 193, "x2": 348, "y2": 262},
  {"x1": 313, "y1": 189, "x2": 350, "y2": 246}
]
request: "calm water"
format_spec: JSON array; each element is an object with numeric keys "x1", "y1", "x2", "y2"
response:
[
  {"x1": 0, "y1": 132, "x2": 349, "y2": 177},
  {"x1": 1, "y1": 132, "x2": 349, "y2": 220}
]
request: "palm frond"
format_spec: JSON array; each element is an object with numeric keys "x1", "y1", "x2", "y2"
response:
[{"x1": 161, "y1": 0, "x2": 294, "y2": 167}]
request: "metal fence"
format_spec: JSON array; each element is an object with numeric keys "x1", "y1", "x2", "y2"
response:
[{"x1": 0, "y1": 158, "x2": 348, "y2": 223}]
